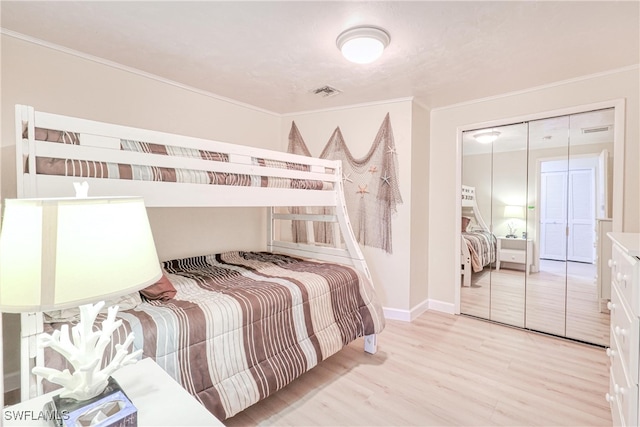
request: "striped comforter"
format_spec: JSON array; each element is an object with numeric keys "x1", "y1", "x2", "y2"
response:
[
  {"x1": 462, "y1": 231, "x2": 496, "y2": 272},
  {"x1": 43, "y1": 251, "x2": 384, "y2": 420}
]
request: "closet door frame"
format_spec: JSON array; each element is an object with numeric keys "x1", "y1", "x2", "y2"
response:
[{"x1": 454, "y1": 98, "x2": 625, "y2": 315}]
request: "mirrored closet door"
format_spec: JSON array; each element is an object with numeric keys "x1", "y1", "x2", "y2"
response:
[{"x1": 461, "y1": 108, "x2": 614, "y2": 346}]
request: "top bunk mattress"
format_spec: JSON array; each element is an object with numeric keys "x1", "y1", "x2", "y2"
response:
[{"x1": 24, "y1": 127, "x2": 334, "y2": 191}]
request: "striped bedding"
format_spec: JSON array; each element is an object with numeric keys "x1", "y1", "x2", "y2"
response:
[
  {"x1": 462, "y1": 231, "x2": 496, "y2": 272},
  {"x1": 43, "y1": 251, "x2": 384, "y2": 420},
  {"x1": 25, "y1": 127, "x2": 333, "y2": 190}
]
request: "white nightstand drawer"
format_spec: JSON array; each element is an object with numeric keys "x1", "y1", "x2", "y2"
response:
[{"x1": 501, "y1": 249, "x2": 526, "y2": 264}]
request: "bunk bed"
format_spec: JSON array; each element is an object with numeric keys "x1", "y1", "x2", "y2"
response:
[
  {"x1": 461, "y1": 185, "x2": 496, "y2": 287},
  {"x1": 14, "y1": 105, "x2": 385, "y2": 421}
]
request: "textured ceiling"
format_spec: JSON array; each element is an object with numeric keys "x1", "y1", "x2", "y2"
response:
[{"x1": 1, "y1": 1, "x2": 638, "y2": 114}]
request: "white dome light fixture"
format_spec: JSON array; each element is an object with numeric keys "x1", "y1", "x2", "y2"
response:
[
  {"x1": 473, "y1": 131, "x2": 501, "y2": 144},
  {"x1": 336, "y1": 26, "x2": 390, "y2": 64}
]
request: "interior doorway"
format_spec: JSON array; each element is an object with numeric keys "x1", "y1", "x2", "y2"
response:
[{"x1": 539, "y1": 156, "x2": 599, "y2": 264}]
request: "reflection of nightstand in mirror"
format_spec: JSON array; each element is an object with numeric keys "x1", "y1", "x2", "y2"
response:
[{"x1": 496, "y1": 237, "x2": 533, "y2": 274}]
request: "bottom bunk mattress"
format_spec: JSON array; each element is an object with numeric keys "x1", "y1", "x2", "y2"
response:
[
  {"x1": 42, "y1": 251, "x2": 385, "y2": 420},
  {"x1": 462, "y1": 231, "x2": 496, "y2": 272}
]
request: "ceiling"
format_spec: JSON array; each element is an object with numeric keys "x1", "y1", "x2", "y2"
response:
[{"x1": 1, "y1": 1, "x2": 638, "y2": 114}]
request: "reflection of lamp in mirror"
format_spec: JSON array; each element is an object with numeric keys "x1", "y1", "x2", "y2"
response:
[
  {"x1": 504, "y1": 205, "x2": 525, "y2": 238},
  {"x1": 473, "y1": 130, "x2": 501, "y2": 144}
]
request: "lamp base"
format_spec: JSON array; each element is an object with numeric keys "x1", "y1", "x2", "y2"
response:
[{"x1": 45, "y1": 377, "x2": 137, "y2": 427}]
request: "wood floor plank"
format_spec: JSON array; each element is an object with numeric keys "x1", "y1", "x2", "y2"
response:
[{"x1": 225, "y1": 311, "x2": 611, "y2": 426}]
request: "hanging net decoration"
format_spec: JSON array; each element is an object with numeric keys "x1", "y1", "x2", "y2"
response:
[{"x1": 287, "y1": 113, "x2": 402, "y2": 253}]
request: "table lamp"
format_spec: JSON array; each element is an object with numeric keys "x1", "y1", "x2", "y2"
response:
[
  {"x1": 0, "y1": 196, "x2": 161, "y2": 423},
  {"x1": 504, "y1": 205, "x2": 525, "y2": 238}
]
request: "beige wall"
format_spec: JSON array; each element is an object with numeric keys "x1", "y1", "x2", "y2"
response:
[
  {"x1": 1, "y1": 34, "x2": 281, "y2": 384},
  {"x1": 281, "y1": 100, "x2": 420, "y2": 313},
  {"x1": 430, "y1": 66, "x2": 639, "y2": 309},
  {"x1": 409, "y1": 102, "x2": 429, "y2": 309}
]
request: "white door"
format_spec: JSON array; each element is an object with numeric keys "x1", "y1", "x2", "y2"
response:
[
  {"x1": 540, "y1": 171, "x2": 567, "y2": 261},
  {"x1": 567, "y1": 168, "x2": 595, "y2": 263}
]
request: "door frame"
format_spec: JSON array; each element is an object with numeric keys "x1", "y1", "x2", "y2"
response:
[{"x1": 455, "y1": 98, "x2": 625, "y2": 314}]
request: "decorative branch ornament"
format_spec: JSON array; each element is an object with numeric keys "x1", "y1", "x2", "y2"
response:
[{"x1": 32, "y1": 301, "x2": 141, "y2": 401}]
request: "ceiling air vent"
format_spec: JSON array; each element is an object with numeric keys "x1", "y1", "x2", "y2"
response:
[
  {"x1": 311, "y1": 85, "x2": 342, "y2": 98},
  {"x1": 582, "y1": 125, "x2": 610, "y2": 134}
]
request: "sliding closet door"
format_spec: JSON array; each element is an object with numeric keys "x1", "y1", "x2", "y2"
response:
[
  {"x1": 462, "y1": 108, "x2": 614, "y2": 346},
  {"x1": 564, "y1": 109, "x2": 614, "y2": 346},
  {"x1": 525, "y1": 109, "x2": 613, "y2": 345},
  {"x1": 461, "y1": 122, "x2": 529, "y2": 328},
  {"x1": 460, "y1": 132, "x2": 492, "y2": 319},
  {"x1": 525, "y1": 115, "x2": 570, "y2": 337},
  {"x1": 490, "y1": 123, "x2": 528, "y2": 328}
]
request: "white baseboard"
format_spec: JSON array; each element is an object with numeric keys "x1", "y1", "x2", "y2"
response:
[
  {"x1": 4, "y1": 370, "x2": 20, "y2": 392},
  {"x1": 383, "y1": 298, "x2": 454, "y2": 321},
  {"x1": 427, "y1": 299, "x2": 456, "y2": 315},
  {"x1": 382, "y1": 307, "x2": 412, "y2": 322}
]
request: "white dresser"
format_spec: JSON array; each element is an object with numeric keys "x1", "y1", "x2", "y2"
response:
[{"x1": 607, "y1": 232, "x2": 640, "y2": 426}]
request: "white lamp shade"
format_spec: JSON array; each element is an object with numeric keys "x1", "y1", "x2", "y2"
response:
[
  {"x1": 0, "y1": 197, "x2": 161, "y2": 313},
  {"x1": 504, "y1": 205, "x2": 525, "y2": 219}
]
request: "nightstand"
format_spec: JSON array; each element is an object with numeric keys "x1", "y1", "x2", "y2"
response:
[
  {"x1": 2, "y1": 358, "x2": 223, "y2": 426},
  {"x1": 496, "y1": 237, "x2": 533, "y2": 274}
]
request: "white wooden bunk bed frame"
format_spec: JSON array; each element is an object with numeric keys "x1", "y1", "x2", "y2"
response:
[
  {"x1": 460, "y1": 185, "x2": 490, "y2": 287},
  {"x1": 15, "y1": 104, "x2": 378, "y2": 401}
]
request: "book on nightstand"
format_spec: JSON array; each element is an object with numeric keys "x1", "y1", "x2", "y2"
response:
[{"x1": 44, "y1": 377, "x2": 137, "y2": 427}]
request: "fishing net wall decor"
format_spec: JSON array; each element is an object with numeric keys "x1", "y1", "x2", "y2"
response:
[{"x1": 287, "y1": 113, "x2": 402, "y2": 253}]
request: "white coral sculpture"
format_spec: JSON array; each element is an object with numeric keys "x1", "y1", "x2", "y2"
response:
[{"x1": 32, "y1": 301, "x2": 142, "y2": 401}]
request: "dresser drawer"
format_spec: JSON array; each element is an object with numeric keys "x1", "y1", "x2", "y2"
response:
[
  {"x1": 610, "y1": 284, "x2": 639, "y2": 381},
  {"x1": 610, "y1": 362, "x2": 638, "y2": 427},
  {"x1": 611, "y1": 245, "x2": 639, "y2": 313},
  {"x1": 609, "y1": 369, "x2": 625, "y2": 427}
]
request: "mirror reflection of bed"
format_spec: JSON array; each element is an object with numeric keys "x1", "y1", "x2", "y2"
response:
[{"x1": 460, "y1": 108, "x2": 615, "y2": 346}]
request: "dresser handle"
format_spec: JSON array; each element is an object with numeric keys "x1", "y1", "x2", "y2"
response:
[
  {"x1": 606, "y1": 392, "x2": 615, "y2": 403},
  {"x1": 606, "y1": 348, "x2": 616, "y2": 358},
  {"x1": 608, "y1": 259, "x2": 615, "y2": 268},
  {"x1": 615, "y1": 273, "x2": 628, "y2": 284},
  {"x1": 607, "y1": 301, "x2": 615, "y2": 312},
  {"x1": 614, "y1": 384, "x2": 626, "y2": 395},
  {"x1": 615, "y1": 326, "x2": 627, "y2": 337}
]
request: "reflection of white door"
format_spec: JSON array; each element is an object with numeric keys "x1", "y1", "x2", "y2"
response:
[
  {"x1": 568, "y1": 169, "x2": 595, "y2": 263},
  {"x1": 540, "y1": 171, "x2": 567, "y2": 261},
  {"x1": 540, "y1": 168, "x2": 596, "y2": 263}
]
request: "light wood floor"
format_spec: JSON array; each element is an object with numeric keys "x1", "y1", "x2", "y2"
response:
[
  {"x1": 226, "y1": 311, "x2": 611, "y2": 426},
  {"x1": 461, "y1": 261, "x2": 610, "y2": 346}
]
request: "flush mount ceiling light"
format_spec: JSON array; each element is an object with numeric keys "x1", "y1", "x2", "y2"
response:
[
  {"x1": 336, "y1": 26, "x2": 390, "y2": 64},
  {"x1": 473, "y1": 131, "x2": 501, "y2": 144}
]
